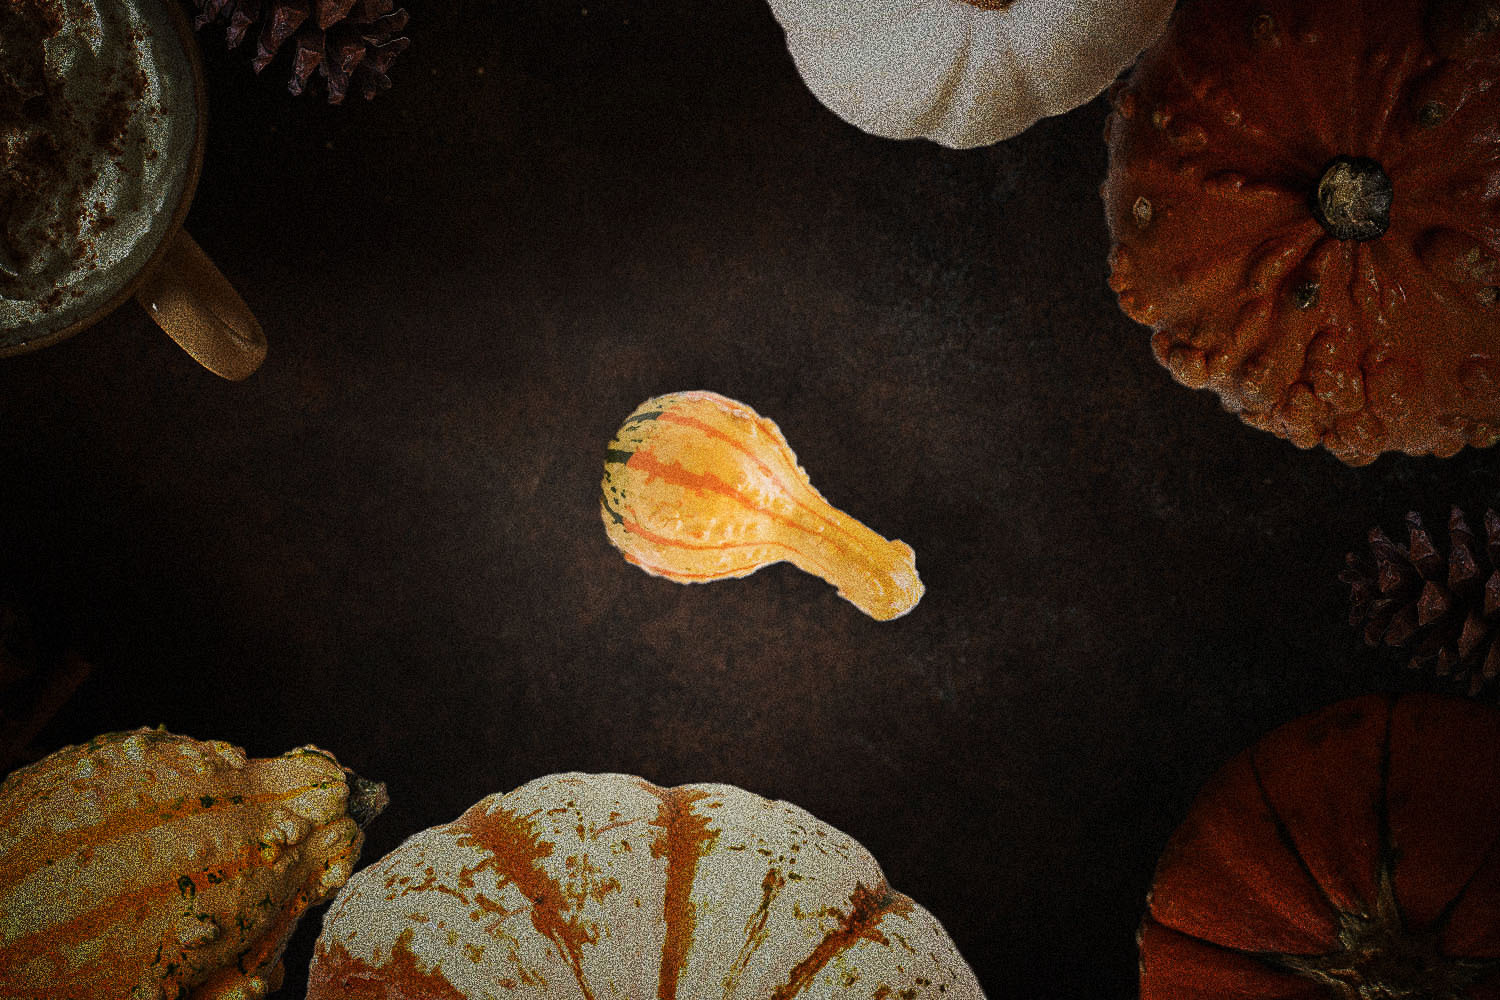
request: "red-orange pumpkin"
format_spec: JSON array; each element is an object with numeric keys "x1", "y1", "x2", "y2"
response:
[
  {"x1": 1103, "y1": 0, "x2": 1500, "y2": 464},
  {"x1": 1139, "y1": 694, "x2": 1500, "y2": 999}
]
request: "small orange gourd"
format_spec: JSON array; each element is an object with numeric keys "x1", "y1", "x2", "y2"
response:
[
  {"x1": 600, "y1": 391, "x2": 923, "y2": 621},
  {"x1": 0, "y1": 727, "x2": 388, "y2": 1000}
]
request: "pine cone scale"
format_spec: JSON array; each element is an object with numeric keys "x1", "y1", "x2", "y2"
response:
[
  {"x1": 362, "y1": 36, "x2": 408, "y2": 74},
  {"x1": 1458, "y1": 613, "x2": 1489, "y2": 659},
  {"x1": 1417, "y1": 580, "x2": 1453, "y2": 625},
  {"x1": 316, "y1": 0, "x2": 358, "y2": 31},
  {"x1": 1407, "y1": 514, "x2": 1446, "y2": 578},
  {"x1": 252, "y1": 0, "x2": 309, "y2": 72},
  {"x1": 1450, "y1": 545, "x2": 1481, "y2": 589},
  {"x1": 1385, "y1": 604, "x2": 1420, "y2": 646},
  {"x1": 226, "y1": 7, "x2": 255, "y2": 49}
]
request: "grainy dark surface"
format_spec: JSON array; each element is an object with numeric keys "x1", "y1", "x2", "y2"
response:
[{"x1": 1, "y1": 3, "x2": 1496, "y2": 998}]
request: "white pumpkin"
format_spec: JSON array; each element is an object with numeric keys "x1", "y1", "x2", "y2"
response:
[
  {"x1": 308, "y1": 772, "x2": 985, "y2": 999},
  {"x1": 768, "y1": 0, "x2": 1175, "y2": 148}
]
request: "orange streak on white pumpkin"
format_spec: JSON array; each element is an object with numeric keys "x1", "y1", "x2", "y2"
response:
[
  {"x1": 384, "y1": 859, "x2": 473, "y2": 905},
  {"x1": 307, "y1": 929, "x2": 470, "y2": 1000},
  {"x1": 723, "y1": 866, "x2": 787, "y2": 997},
  {"x1": 452, "y1": 805, "x2": 599, "y2": 1000},
  {"x1": 643, "y1": 785, "x2": 719, "y2": 1000},
  {"x1": 768, "y1": 882, "x2": 915, "y2": 1000}
]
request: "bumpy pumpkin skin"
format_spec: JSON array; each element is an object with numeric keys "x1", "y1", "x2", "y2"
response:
[
  {"x1": 0, "y1": 727, "x2": 380, "y2": 1000},
  {"x1": 308, "y1": 772, "x2": 985, "y2": 999},
  {"x1": 1139, "y1": 694, "x2": 1500, "y2": 999},
  {"x1": 769, "y1": 0, "x2": 1174, "y2": 149},
  {"x1": 1103, "y1": 0, "x2": 1500, "y2": 464}
]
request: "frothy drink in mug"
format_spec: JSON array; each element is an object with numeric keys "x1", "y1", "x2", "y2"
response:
[
  {"x1": 1, "y1": 0, "x2": 208, "y2": 346},
  {"x1": 1, "y1": 0, "x2": 198, "y2": 337}
]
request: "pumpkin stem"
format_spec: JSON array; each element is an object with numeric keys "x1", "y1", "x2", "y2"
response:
[
  {"x1": 1272, "y1": 866, "x2": 1500, "y2": 999},
  {"x1": 1311, "y1": 156, "x2": 1393, "y2": 241},
  {"x1": 953, "y1": 0, "x2": 1015, "y2": 9},
  {"x1": 344, "y1": 771, "x2": 390, "y2": 829}
]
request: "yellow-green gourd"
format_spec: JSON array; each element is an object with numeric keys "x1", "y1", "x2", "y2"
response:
[
  {"x1": 0, "y1": 727, "x2": 387, "y2": 1000},
  {"x1": 601, "y1": 391, "x2": 923, "y2": 621}
]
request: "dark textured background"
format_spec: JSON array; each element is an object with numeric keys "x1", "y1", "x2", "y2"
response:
[{"x1": 2, "y1": 2, "x2": 1497, "y2": 997}]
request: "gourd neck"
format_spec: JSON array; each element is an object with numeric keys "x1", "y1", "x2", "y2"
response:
[
  {"x1": 1273, "y1": 871, "x2": 1500, "y2": 1000},
  {"x1": 1311, "y1": 155, "x2": 1393, "y2": 241}
]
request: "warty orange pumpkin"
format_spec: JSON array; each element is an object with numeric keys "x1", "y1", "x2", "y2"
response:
[
  {"x1": 1103, "y1": 0, "x2": 1500, "y2": 464},
  {"x1": 1140, "y1": 693, "x2": 1500, "y2": 999},
  {"x1": 307, "y1": 772, "x2": 985, "y2": 999},
  {"x1": 0, "y1": 726, "x2": 387, "y2": 1000}
]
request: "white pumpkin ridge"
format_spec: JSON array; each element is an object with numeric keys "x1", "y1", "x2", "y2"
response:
[
  {"x1": 767, "y1": 0, "x2": 1174, "y2": 148},
  {"x1": 309, "y1": 772, "x2": 985, "y2": 999}
]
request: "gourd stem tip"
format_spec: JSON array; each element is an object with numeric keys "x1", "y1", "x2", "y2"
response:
[{"x1": 345, "y1": 772, "x2": 390, "y2": 829}]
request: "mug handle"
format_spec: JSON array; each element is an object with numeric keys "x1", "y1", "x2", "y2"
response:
[{"x1": 133, "y1": 229, "x2": 268, "y2": 381}]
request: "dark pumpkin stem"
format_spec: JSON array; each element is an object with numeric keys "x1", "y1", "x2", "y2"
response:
[
  {"x1": 1311, "y1": 156, "x2": 1393, "y2": 241},
  {"x1": 345, "y1": 771, "x2": 390, "y2": 829},
  {"x1": 1271, "y1": 866, "x2": 1500, "y2": 999}
]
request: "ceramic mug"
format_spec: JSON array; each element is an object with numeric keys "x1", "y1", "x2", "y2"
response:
[{"x1": 0, "y1": 0, "x2": 266, "y2": 380}]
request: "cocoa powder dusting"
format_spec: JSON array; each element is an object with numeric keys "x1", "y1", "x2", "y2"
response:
[{"x1": 0, "y1": 0, "x2": 149, "y2": 311}]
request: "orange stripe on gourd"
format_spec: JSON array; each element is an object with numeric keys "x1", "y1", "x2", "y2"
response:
[
  {"x1": 0, "y1": 784, "x2": 339, "y2": 899},
  {"x1": 651, "y1": 411, "x2": 849, "y2": 536},
  {"x1": 2, "y1": 844, "x2": 272, "y2": 970},
  {"x1": 0, "y1": 728, "x2": 383, "y2": 1000},
  {"x1": 617, "y1": 496, "x2": 837, "y2": 585},
  {"x1": 601, "y1": 392, "x2": 923, "y2": 621}
]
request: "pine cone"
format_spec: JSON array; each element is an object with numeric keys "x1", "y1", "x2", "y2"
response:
[
  {"x1": 1341, "y1": 507, "x2": 1500, "y2": 695},
  {"x1": 192, "y1": 0, "x2": 410, "y2": 103}
]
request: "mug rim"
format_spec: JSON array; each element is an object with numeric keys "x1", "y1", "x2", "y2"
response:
[{"x1": 0, "y1": 0, "x2": 208, "y2": 359}]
